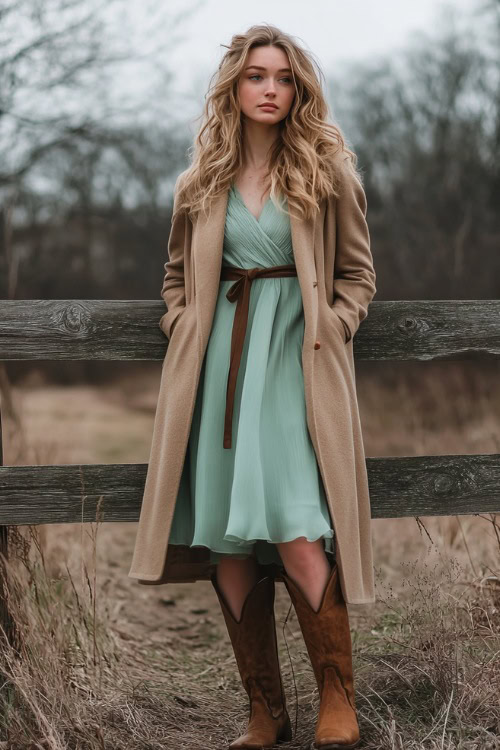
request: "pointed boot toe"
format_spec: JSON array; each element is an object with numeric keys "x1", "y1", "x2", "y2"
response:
[{"x1": 228, "y1": 709, "x2": 292, "y2": 748}]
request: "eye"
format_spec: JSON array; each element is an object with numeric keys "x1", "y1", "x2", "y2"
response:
[{"x1": 248, "y1": 74, "x2": 292, "y2": 84}]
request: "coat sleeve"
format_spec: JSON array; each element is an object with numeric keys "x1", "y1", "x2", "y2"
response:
[
  {"x1": 332, "y1": 158, "x2": 376, "y2": 344},
  {"x1": 159, "y1": 172, "x2": 189, "y2": 340}
]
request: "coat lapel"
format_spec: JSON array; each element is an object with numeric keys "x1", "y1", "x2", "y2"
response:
[{"x1": 193, "y1": 186, "x2": 319, "y2": 356}]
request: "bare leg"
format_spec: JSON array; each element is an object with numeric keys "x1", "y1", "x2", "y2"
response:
[
  {"x1": 276, "y1": 536, "x2": 331, "y2": 612},
  {"x1": 216, "y1": 554, "x2": 260, "y2": 622}
]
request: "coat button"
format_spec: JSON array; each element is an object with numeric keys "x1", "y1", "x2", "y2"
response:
[{"x1": 314, "y1": 340, "x2": 321, "y2": 349}]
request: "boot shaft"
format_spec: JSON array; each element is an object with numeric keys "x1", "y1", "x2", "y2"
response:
[{"x1": 211, "y1": 571, "x2": 288, "y2": 720}]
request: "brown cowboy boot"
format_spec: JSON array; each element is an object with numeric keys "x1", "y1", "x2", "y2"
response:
[
  {"x1": 281, "y1": 561, "x2": 361, "y2": 750},
  {"x1": 211, "y1": 570, "x2": 293, "y2": 749}
]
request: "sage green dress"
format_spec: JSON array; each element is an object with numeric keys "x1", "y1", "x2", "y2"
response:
[{"x1": 168, "y1": 184, "x2": 336, "y2": 567}]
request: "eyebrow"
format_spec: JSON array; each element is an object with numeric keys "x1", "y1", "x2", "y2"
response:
[{"x1": 245, "y1": 65, "x2": 292, "y2": 73}]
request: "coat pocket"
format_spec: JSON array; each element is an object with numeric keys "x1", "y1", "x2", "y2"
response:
[
  {"x1": 329, "y1": 307, "x2": 349, "y2": 344},
  {"x1": 159, "y1": 306, "x2": 186, "y2": 340}
]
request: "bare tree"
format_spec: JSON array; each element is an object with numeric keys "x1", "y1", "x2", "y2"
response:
[
  {"x1": 0, "y1": 0, "x2": 202, "y2": 406},
  {"x1": 329, "y1": 0, "x2": 500, "y2": 300}
]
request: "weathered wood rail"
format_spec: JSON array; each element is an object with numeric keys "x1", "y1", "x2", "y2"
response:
[
  {"x1": 0, "y1": 298, "x2": 499, "y2": 649},
  {"x1": 1, "y1": 298, "x2": 500, "y2": 520}
]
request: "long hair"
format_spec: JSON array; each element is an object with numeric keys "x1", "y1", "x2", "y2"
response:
[{"x1": 175, "y1": 23, "x2": 360, "y2": 222}]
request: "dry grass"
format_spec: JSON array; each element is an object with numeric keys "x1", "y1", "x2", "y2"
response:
[{"x1": 0, "y1": 361, "x2": 499, "y2": 749}]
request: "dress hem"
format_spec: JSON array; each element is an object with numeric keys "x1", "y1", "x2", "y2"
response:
[{"x1": 169, "y1": 529, "x2": 334, "y2": 555}]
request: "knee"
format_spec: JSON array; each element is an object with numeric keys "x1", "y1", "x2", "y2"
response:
[
  {"x1": 217, "y1": 554, "x2": 258, "y2": 575},
  {"x1": 277, "y1": 536, "x2": 323, "y2": 574}
]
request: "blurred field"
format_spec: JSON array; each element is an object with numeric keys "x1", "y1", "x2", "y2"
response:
[
  {"x1": 0, "y1": 360, "x2": 499, "y2": 749},
  {"x1": 6, "y1": 359, "x2": 500, "y2": 586}
]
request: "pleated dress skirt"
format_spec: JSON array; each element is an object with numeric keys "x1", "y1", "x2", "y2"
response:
[{"x1": 167, "y1": 184, "x2": 336, "y2": 568}]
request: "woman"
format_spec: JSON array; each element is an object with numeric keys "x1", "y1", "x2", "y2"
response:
[{"x1": 129, "y1": 23, "x2": 376, "y2": 750}]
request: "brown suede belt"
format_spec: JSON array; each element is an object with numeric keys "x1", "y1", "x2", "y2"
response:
[{"x1": 220, "y1": 263, "x2": 298, "y2": 449}]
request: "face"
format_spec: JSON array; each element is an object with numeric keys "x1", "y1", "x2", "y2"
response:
[{"x1": 238, "y1": 45, "x2": 295, "y2": 125}]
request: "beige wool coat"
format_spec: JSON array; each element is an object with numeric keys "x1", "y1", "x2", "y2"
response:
[{"x1": 128, "y1": 155, "x2": 377, "y2": 605}]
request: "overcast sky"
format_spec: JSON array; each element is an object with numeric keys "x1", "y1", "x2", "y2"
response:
[
  {"x1": 165, "y1": 0, "x2": 481, "y2": 95},
  {"x1": 105, "y1": 0, "x2": 488, "y2": 135}
]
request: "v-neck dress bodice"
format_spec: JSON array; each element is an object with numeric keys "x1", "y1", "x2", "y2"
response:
[{"x1": 168, "y1": 185, "x2": 335, "y2": 567}]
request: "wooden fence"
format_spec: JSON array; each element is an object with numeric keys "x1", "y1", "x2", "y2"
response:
[{"x1": 0, "y1": 298, "x2": 499, "y2": 648}]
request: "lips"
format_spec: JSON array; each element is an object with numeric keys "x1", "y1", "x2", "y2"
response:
[{"x1": 259, "y1": 103, "x2": 278, "y2": 109}]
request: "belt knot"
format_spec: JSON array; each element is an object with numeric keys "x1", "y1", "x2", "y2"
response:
[{"x1": 225, "y1": 267, "x2": 262, "y2": 304}]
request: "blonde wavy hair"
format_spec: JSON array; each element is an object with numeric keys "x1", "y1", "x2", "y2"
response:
[{"x1": 175, "y1": 23, "x2": 360, "y2": 222}]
